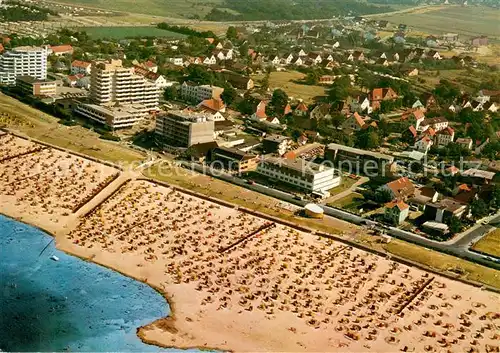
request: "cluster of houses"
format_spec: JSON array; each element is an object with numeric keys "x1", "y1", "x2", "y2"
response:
[{"x1": 379, "y1": 168, "x2": 495, "y2": 234}]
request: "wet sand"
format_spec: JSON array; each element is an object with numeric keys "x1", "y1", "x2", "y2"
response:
[{"x1": 1, "y1": 135, "x2": 499, "y2": 352}]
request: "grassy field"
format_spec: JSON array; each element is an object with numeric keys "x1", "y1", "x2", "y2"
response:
[
  {"x1": 51, "y1": 0, "x2": 222, "y2": 18},
  {"x1": 252, "y1": 71, "x2": 327, "y2": 103},
  {"x1": 383, "y1": 5, "x2": 500, "y2": 39},
  {"x1": 0, "y1": 93, "x2": 144, "y2": 164},
  {"x1": 472, "y1": 229, "x2": 500, "y2": 258},
  {"x1": 80, "y1": 26, "x2": 186, "y2": 39},
  {"x1": 386, "y1": 240, "x2": 500, "y2": 289}
]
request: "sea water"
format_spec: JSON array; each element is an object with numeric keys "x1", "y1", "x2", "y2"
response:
[{"x1": 0, "y1": 214, "x2": 190, "y2": 352}]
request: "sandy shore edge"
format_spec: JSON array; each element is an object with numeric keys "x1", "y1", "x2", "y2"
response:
[{"x1": 0, "y1": 210, "x2": 224, "y2": 352}]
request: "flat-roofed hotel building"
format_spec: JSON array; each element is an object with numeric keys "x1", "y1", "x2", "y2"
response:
[{"x1": 90, "y1": 59, "x2": 158, "y2": 110}]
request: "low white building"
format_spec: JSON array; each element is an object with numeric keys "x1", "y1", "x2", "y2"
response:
[
  {"x1": 257, "y1": 157, "x2": 341, "y2": 193},
  {"x1": 75, "y1": 103, "x2": 150, "y2": 129}
]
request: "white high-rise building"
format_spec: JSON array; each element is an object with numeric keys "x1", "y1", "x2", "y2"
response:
[
  {"x1": 90, "y1": 59, "x2": 158, "y2": 110},
  {"x1": 0, "y1": 46, "x2": 48, "y2": 85}
]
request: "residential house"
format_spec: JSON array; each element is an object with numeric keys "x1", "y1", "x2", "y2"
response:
[
  {"x1": 380, "y1": 177, "x2": 415, "y2": 201},
  {"x1": 350, "y1": 94, "x2": 372, "y2": 114},
  {"x1": 50, "y1": 45, "x2": 73, "y2": 56},
  {"x1": 133, "y1": 65, "x2": 169, "y2": 91},
  {"x1": 424, "y1": 198, "x2": 468, "y2": 223},
  {"x1": 201, "y1": 55, "x2": 217, "y2": 65},
  {"x1": 408, "y1": 187, "x2": 439, "y2": 211},
  {"x1": 402, "y1": 125, "x2": 418, "y2": 143},
  {"x1": 403, "y1": 109, "x2": 425, "y2": 129},
  {"x1": 319, "y1": 75, "x2": 336, "y2": 85},
  {"x1": 347, "y1": 51, "x2": 365, "y2": 62},
  {"x1": 71, "y1": 60, "x2": 91, "y2": 75},
  {"x1": 418, "y1": 116, "x2": 449, "y2": 132},
  {"x1": 294, "y1": 102, "x2": 308, "y2": 117},
  {"x1": 252, "y1": 100, "x2": 268, "y2": 121},
  {"x1": 435, "y1": 127, "x2": 455, "y2": 146},
  {"x1": 223, "y1": 72, "x2": 254, "y2": 90},
  {"x1": 369, "y1": 87, "x2": 398, "y2": 111},
  {"x1": 484, "y1": 102, "x2": 498, "y2": 113},
  {"x1": 405, "y1": 68, "x2": 419, "y2": 77},
  {"x1": 421, "y1": 93, "x2": 439, "y2": 110},
  {"x1": 471, "y1": 36, "x2": 488, "y2": 47},
  {"x1": 265, "y1": 116, "x2": 281, "y2": 125},
  {"x1": 376, "y1": 58, "x2": 389, "y2": 66},
  {"x1": 197, "y1": 98, "x2": 226, "y2": 114},
  {"x1": 385, "y1": 201, "x2": 409, "y2": 225},
  {"x1": 269, "y1": 55, "x2": 281, "y2": 66},
  {"x1": 307, "y1": 53, "x2": 322, "y2": 65},
  {"x1": 427, "y1": 50, "x2": 442, "y2": 60},
  {"x1": 461, "y1": 168, "x2": 496, "y2": 186},
  {"x1": 341, "y1": 112, "x2": 369, "y2": 132},
  {"x1": 323, "y1": 60, "x2": 340, "y2": 70},
  {"x1": 455, "y1": 137, "x2": 473, "y2": 150},
  {"x1": 309, "y1": 103, "x2": 332, "y2": 120},
  {"x1": 414, "y1": 136, "x2": 434, "y2": 154}
]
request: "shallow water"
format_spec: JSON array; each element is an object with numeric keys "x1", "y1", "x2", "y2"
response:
[{"x1": 0, "y1": 214, "x2": 185, "y2": 352}]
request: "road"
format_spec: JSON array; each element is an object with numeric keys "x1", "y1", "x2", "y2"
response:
[{"x1": 181, "y1": 161, "x2": 500, "y2": 271}]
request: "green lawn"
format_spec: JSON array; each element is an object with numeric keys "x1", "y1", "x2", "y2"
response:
[
  {"x1": 52, "y1": 0, "x2": 222, "y2": 18},
  {"x1": 472, "y1": 229, "x2": 500, "y2": 258},
  {"x1": 329, "y1": 192, "x2": 365, "y2": 212},
  {"x1": 80, "y1": 26, "x2": 186, "y2": 40},
  {"x1": 383, "y1": 6, "x2": 500, "y2": 39}
]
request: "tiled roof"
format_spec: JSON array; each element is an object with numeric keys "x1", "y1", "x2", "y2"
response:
[{"x1": 51, "y1": 44, "x2": 73, "y2": 53}]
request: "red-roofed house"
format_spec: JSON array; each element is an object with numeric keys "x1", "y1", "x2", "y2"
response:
[
  {"x1": 71, "y1": 60, "x2": 91, "y2": 75},
  {"x1": 369, "y1": 87, "x2": 398, "y2": 111},
  {"x1": 197, "y1": 98, "x2": 226, "y2": 114},
  {"x1": 380, "y1": 177, "x2": 415, "y2": 201},
  {"x1": 252, "y1": 100, "x2": 268, "y2": 121},
  {"x1": 342, "y1": 112, "x2": 369, "y2": 132},
  {"x1": 294, "y1": 102, "x2": 308, "y2": 116},
  {"x1": 143, "y1": 60, "x2": 158, "y2": 73},
  {"x1": 283, "y1": 103, "x2": 293, "y2": 115},
  {"x1": 50, "y1": 45, "x2": 74, "y2": 56},
  {"x1": 266, "y1": 116, "x2": 280, "y2": 125},
  {"x1": 435, "y1": 127, "x2": 455, "y2": 146},
  {"x1": 385, "y1": 200, "x2": 409, "y2": 225},
  {"x1": 414, "y1": 136, "x2": 434, "y2": 154}
]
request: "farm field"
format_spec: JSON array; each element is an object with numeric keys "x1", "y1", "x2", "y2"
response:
[
  {"x1": 383, "y1": 5, "x2": 500, "y2": 39},
  {"x1": 252, "y1": 71, "x2": 327, "y2": 103},
  {"x1": 79, "y1": 26, "x2": 186, "y2": 39},
  {"x1": 472, "y1": 229, "x2": 500, "y2": 258},
  {"x1": 48, "y1": 0, "x2": 222, "y2": 18}
]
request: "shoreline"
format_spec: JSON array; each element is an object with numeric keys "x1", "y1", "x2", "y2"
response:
[
  {"x1": 0, "y1": 211, "x2": 224, "y2": 352},
  {"x1": 2, "y1": 134, "x2": 500, "y2": 352}
]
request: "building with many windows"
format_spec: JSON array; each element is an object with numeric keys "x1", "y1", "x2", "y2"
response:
[
  {"x1": 257, "y1": 157, "x2": 340, "y2": 194},
  {"x1": 0, "y1": 46, "x2": 48, "y2": 85},
  {"x1": 75, "y1": 103, "x2": 150, "y2": 129},
  {"x1": 90, "y1": 59, "x2": 158, "y2": 110},
  {"x1": 180, "y1": 81, "x2": 224, "y2": 103},
  {"x1": 16, "y1": 76, "x2": 57, "y2": 97},
  {"x1": 155, "y1": 111, "x2": 215, "y2": 147}
]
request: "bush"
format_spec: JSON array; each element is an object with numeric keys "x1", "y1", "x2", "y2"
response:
[{"x1": 99, "y1": 133, "x2": 121, "y2": 141}]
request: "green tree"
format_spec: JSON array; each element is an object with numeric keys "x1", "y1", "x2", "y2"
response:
[
  {"x1": 221, "y1": 85, "x2": 237, "y2": 106},
  {"x1": 470, "y1": 199, "x2": 489, "y2": 220},
  {"x1": 489, "y1": 185, "x2": 500, "y2": 210},
  {"x1": 226, "y1": 26, "x2": 238, "y2": 40},
  {"x1": 328, "y1": 76, "x2": 351, "y2": 103},
  {"x1": 271, "y1": 89, "x2": 289, "y2": 115},
  {"x1": 163, "y1": 86, "x2": 178, "y2": 101},
  {"x1": 447, "y1": 216, "x2": 463, "y2": 234},
  {"x1": 355, "y1": 127, "x2": 379, "y2": 149}
]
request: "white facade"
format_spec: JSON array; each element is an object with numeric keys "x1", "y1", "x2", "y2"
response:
[
  {"x1": 0, "y1": 46, "x2": 48, "y2": 85},
  {"x1": 75, "y1": 103, "x2": 149, "y2": 129},
  {"x1": 90, "y1": 59, "x2": 158, "y2": 111},
  {"x1": 180, "y1": 82, "x2": 224, "y2": 103},
  {"x1": 257, "y1": 157, "x2": 341, "y2": 193}
]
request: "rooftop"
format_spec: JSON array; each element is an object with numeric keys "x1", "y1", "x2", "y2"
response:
[
  {"x1": 261, "y1": 156, "x2": 333, "y2": 176},
  {"x1": 326, "y1": 143, "x2": 394, "y2": 162}
]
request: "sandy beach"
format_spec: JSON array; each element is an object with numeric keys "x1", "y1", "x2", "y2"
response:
[{"x1": 1, "y1": 134, "x2": 499, "y2": 353}]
